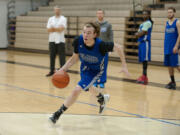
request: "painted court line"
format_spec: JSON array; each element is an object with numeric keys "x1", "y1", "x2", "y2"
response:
[
  {"x1": 0, "y1": 59, "x2": 180, "y2": 90},
  {"x1": 0, "y1": 83, "x2": 180, "y2": 126}
]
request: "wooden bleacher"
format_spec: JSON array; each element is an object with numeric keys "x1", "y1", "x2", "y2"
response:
[
  {"x1": 14, "y1": 0, "x2": 132, "y2": 58},
  {"x1": 11, "y1": 0, "x2": 180, "y2": 64}
]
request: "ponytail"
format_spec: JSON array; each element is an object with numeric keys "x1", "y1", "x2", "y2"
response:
[{"x1": 149, "y1": 17, "x2": 154, "y2": 28}]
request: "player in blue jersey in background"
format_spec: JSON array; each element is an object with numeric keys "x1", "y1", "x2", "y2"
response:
[
  {"x1": 49, "y1": 21, "x2": 130, "y2": 124},
  {"x1": 164, "y1": 7, "x2": 180, "y2": 90},
  {"x1": 135, "y1": 10, "x2": 153, "y2": 85}
]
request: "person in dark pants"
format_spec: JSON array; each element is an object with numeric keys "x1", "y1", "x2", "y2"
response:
[{"x1": 46, "y1": 6, "x2": 67, "y2": 77}]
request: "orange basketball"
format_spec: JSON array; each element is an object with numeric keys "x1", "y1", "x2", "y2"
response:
[{"x1": 52, "y1": 70, "x2": 70, "y2": 88}]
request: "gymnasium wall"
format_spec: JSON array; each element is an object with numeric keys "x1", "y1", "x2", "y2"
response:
[
  {"x1": 0, "y1": 0, "x2": 8, "y2": 48},
  {"x1": 15, "y1": 0, "x2": 49, "y2": 16},
  {"x1": 0, "y1": 0, "x2": 48, "y2": 48}
]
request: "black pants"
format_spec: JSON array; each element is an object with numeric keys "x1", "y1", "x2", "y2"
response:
[
  {"x1": 142, "y1": 61, "x2": 148, "y2": 76},
  {"x1": 49, "y1": 42, "x2": 66, "y2": 72}
]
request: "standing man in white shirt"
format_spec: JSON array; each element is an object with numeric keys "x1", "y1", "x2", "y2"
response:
[{"x1": 46, "y1": 6, "x2": 67, "y2": 77}]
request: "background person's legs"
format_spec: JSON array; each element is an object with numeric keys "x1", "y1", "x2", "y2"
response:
[
  {"x1": 57, "y1": 42, "x2": 66, "y2": 68},
  {"x1": 177, "y1": 52, "x2": 180, "y2": 72},
  {"x1": 137, "y1": 42, "x2": 149, "y2": 84},
  {"x1": 168, "y1": 67, "x2": 174, "y2": 78},
  {"x1": 165, "y1": 67, "x2": 176, "y2": 89},
  {"x1": 143, "y1": 61, "x2": 148, "y2": 76},
  {"x1": 46, "y1": 42, "x2": 57, "y2": 76}
]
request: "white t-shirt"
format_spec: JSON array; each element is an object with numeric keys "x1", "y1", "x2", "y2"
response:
[
  {"x1": 140, "y1": 21, "x2": 152, "y2": 31},
  {"x1": 47, "y1": 15, "x2": 67, "y2": 43}
]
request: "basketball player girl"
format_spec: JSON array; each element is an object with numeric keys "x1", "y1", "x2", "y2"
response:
[
  {"x1": 49, "y1": 21, "x2": 130, "y2": 124},
  {"x1": 135, "y1": 10, "x2": 153, "y2": 85},
  {"x1": 164, "y1": 7, "x2": 180, "y2": 90}
]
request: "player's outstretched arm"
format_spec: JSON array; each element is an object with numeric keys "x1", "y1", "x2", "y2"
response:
[
  {"x1": 113, "y1": 44, "x2": 131, "y2": 77},
  {"x1": 173, "y1": 20, "x2": 180, "y2": 54},
  {"x1": 61, "y1": 53, "x2": 79, "y2": 71}
]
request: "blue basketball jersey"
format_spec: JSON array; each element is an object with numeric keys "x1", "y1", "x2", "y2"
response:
[
  {"x1": 138, "y1": 20, "x2": 152, "y2": 43},
  {"x1": 164, "y1": 19, "x2": 178, "y2": 54},
  {"x1": 78, "y1": 35, "x2": 105, "y2": 72},
  {"x1": 138, "y1": 20, "x2": 152, "y2": 62}
]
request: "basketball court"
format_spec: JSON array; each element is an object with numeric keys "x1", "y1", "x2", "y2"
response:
[{"x1": 0, "y1": 50, "x2": 180, "y2": 135}]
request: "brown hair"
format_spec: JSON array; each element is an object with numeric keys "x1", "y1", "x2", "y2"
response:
[
  {"x1": 84, "y1": 21, "x2": 100, "y2": 37},
  {"x1": 168, "y1": 7, "x2": 176, "y2": 13},
  {"x1": 97, "y1": 9, "x2": 105, "y2": 14}
]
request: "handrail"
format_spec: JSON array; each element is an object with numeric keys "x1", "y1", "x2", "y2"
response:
[
  {"x1": 131, "y1": 0, "x2": 143, "y2": 28},
  {"x1": 30, "y1": 0, "x2": 54, "y2": 10},
  {"x1": 7, "y1": 0, "x2": 16, "y2": 46},
  {"x1": 132, "y1": 0, "x2": 143, "y2": 10},
  {"x1": 7, "y1": 0, "x2": 15, "y2": 18}
]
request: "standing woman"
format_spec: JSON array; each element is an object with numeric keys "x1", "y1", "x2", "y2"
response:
[{"x1": 135, "y1": 10, "x2": 153, "y2": 85}]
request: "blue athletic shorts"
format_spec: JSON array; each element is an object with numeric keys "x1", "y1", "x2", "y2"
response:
[
  {"x1": 138, "y1": 41, "x2": 151, "y2": 62},
  {"x1": 164, "y1": 54, "x2": 179, "y2": 67},
  {"x1": 94, "y1": 53, "x2": 108, "y2": 85},
  {"x1": 78, "y1": 69, "x2": 103, "y2": 91}
]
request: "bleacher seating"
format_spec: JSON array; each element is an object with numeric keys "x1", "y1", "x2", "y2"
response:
[
  {"x1": 15, "y1": 0, "x2": 133, "y2": 58},
  {"x1": 14, "y1": 0, "x2": 180, "y2": 63}
]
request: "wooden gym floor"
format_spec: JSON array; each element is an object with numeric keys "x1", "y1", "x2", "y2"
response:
[{"x1": 0, "y1": 50, "x2": 180, "y2": 135}]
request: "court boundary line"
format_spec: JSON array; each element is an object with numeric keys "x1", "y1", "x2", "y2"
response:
[
  {"x1": 0, "y1": 59, "x2": 180, "y2": 90},
  {"x1": 1, "y1": 112, "x2": 180, "y2": 123},
  {"x1": 0, "y1": 83, "x2": 180, "y2": 127},
  {"x1": 0, "y1": 111, "x2": 180, "y2": 121}
]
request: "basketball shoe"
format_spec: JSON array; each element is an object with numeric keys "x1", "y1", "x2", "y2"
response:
[
  {"x1": 165, "y1": 82, "x2": 176, "y2": 90},
  {"x1": 46, "y1": 71, "x2": 54, "y2": 77},
  {"x1": 97, "y1": 94, "x2": 110, "y2": 114},
  {"x1": 136, "y1": 75, "x2": 148, "y2": 85},
  {"x1": 49, "y1": 111, "x2": 61, "y2": 124}
]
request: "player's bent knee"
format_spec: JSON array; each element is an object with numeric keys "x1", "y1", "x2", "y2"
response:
[{"x1": 72, "y1": 86, "x2": 82, "y2": 96}]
